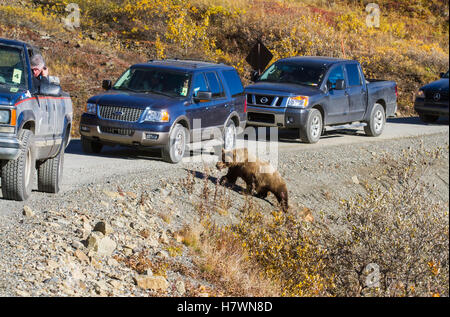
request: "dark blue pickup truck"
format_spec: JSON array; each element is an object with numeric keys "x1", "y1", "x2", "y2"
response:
[
  {"x1": 80, "y1": 59, "x2": 246, "y2": 163},
  {"x1": 246, "y1": 57, "x2": 398, "y2": 143},
  {"x1": 0, "y1": 38, "x2": 73, "y2": 201}
]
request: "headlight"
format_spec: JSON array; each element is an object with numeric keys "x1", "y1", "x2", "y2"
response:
[
  {"x1": 287, "y1": 96, "x2": 309, "y2": 108},
  {"x1": 416, "y1": 90, "x2": 425, "y2": 98},
  {"x1": 144, "y1": 110, "x2": 170, "y2": 122},
  {"x1": 86, "y1": 103, "x2": 97, "y2": 114},
  {"x1": 0, "y1": 110, "x2": 11, "y2": 124}
]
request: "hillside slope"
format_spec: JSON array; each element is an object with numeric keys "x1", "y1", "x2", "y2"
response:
[{"x1": 1, "y1": 0, "x2": 448, "y2": 136}]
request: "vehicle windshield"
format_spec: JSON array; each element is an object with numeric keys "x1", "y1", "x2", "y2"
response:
[
  {"x1": 442, "y1": 71, "x2": 449, "y2": 79},
  {"x1": 113, "y1": 67, "x2": 191, "y2": 98},
  {"x1": 0, "y1": 44, "x2": 28, "y2": 91},
  {"x1": 258, "y1": 61, "x2": 327, "y2": 87}
]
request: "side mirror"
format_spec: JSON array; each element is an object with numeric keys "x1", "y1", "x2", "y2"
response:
[
  {"x1": 102, "y1": 80, "x2": 112, "y2": 90},
  {"x1": 194, "y1": 91, "x2": 212, "y2": 103},
  {"x1": 39, "y1": 82, "x2": 61, "y2": 97},
  {"x1": 335, "y1": 79, "x2": 346, "y2": 90},
  {"x1": 250, "y1": 70, "x2": 260, "y2": 82},
  {"x1": 48, "y1": 76, "x2": 60, "y2": 86},
  {"x1": 439, "y1": 72, "x2": 445, "y2": 78}
]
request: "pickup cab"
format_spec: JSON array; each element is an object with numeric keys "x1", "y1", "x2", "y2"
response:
[
  {"x1": 246, "y1": 56, "x2": 398, "y2": 143},
  {"x1": 80, "y1": 59, "x2": 246, "y2": 163},
  {"x1": 0, "y1": 38, "x2": 73, "y2": 201}
]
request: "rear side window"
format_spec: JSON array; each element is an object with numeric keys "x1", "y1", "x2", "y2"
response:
[
  {"x1": 346, "y1": 64, "x2": 362, "y2": 87},
  {"x1": 191, "y1": 73, "x2": 208, "y2": 97},
  {"x1": 327, "y1": 65, "x2": 345, "y2": 88},
  {"x1": 205, "y1": 72, "x2": 224, "y2": 98},
  {"x1": 222, "y1": 69, "x2": 244, "y2": 97}
]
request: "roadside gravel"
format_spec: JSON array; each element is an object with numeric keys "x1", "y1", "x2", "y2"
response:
[{"x1": 0, "y1": 131, "x2": 448, "y2": 296}]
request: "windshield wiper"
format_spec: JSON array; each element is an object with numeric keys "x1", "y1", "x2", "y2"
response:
[
  {"x1": 145, "y1": 90, "x2": 173, "y2": 97},
  {"x1": 113, "y1": 86, "x2": 139, "y2": 93}
]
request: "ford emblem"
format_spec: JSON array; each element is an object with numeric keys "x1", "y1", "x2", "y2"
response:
[{"x1": 114, "y1": 111, "x2": 124, "y2": 116}]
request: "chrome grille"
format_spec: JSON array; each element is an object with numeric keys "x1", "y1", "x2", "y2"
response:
[
  {"x1": 99, "y1": 105, "x2": 144, "y2": 122},
  {"x1": 247, "y1": 94, "x2": 283, "y2": 107},
  {"x1": 100, "y1": 126, "x2": 135, "y2": 136}
]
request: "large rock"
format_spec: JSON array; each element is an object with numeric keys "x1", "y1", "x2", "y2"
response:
[
  {"x1": 135, "y1": 275, "x2": 169, "y2": 291},
  {"x1": 93, "y1": 221, "x2": 113, "y2": 235},
  {"x1": 86, "y1": 232, "x2": 116, "y2": 257},
  {"x1": 23, "y1": 206, "x2": 35, "y2": 217}
]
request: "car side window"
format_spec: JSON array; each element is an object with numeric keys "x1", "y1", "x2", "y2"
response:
[
  {"x1": 191, "y1": 73, "x2": 208, "y2": 97},
  {"x1": 327, "y1": 65, "x2": 345, "y2": 89},
  {"x1": 346, "y1": 64, "x2": 362, "y2": 87},
  {"x1": 205, "y1": 72, "x2": 224, "y2": 98},
  {"x1": 222, "y1": 69, "x2": 244, "y2": 97}
]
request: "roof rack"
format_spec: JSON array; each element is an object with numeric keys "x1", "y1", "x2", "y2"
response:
[{"x1": 147, "y1": 58, "x2": 223, "y2": 66}]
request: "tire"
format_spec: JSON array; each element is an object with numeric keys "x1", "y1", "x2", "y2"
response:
[
  {"x1": 223, "y1": 120, "x2": 237, "y2": 151},
  {"x1": 162, "y1": 124, "x2": 188, "y2": 164},
  {"x1": 1, "y1": 129, "x2": 35, "y2": 201},
  {"x1": 300, "y1": 109, "x2": 323, "y2": 144},
  {"x1": 81, "y1": 136, "x2": 103, "y2": 154},
  {"x1": 37, "y1": 141, "x2": 65, "y2": 194},
  {"x1": 419, "y1": 113, "x2": 439, "y2": 124},
  {"x1": 364, "y1": 103, "x2": 386, "y2": 137}
]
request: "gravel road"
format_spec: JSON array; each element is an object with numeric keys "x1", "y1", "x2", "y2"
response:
[{"x1": 0, "y1": 117, "x2": 448, "y2": 296}]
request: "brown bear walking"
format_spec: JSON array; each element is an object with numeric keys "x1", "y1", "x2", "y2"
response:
[{"x1": 216, "y1": 148, "x2": 289, "y2": 211}]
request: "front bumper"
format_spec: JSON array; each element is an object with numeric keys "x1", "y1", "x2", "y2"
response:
[
  {"x1": 80, "y1": 124, "x2": 170, "y2": 147},
  {"x1": 0, "y1": 136, "x2": 20, "y2": 160},
  {"x1": 246, "y1": 105, "x2": 309, "y2": 129},
  {"x1": 414, "y1": 98, "x2": 449, "y2": 116}
]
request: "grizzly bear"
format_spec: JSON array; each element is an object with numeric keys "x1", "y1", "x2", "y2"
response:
[{"x1": 216, "y1": 148, "x2": 289, "y2": 211}]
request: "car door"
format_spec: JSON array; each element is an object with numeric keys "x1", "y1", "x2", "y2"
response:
[
  {"x1": 186, "y1": 72, "x2": 214, "y2": 141},
  {"x1": 204, "y1": 71, "x2": 228, "y2": 130},
  {"x1": 345, "y1": 63, "x2": 367, "y2": 122},
  {"x1": 325, "y1": 65, "x2": 350, "y2": 124}
]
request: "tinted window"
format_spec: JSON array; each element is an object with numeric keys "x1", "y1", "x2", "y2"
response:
[
  {"x1": 191, "y1": 73, "x2": 208, "y2": 97},
  {"x1": 327, "y1": 66, "x2": 345, "y2": 88},
  {"x1": 222, "y1": 69, "x2": 244, "y2": 97},
  {"x1": 258, "y1": 61, "x2": 327, "y2": 87},
  {"x1": 205, "y1": 72, "x2": 224, "y2": 97},
  {"x1": 113, "y1": 68, "x2": 191, "y2": 98},
  {"x1": 0, "y1": 44, "x2": 27, "y2": 90},
  {"x1": 346, "y1": 64, "x2": 362, "y2": 86}
]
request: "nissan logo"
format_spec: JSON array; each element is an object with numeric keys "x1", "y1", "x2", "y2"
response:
[
  {"x1": 433, "y1": 93, "x2": 441, "y2": 102},
  {"x1": 260, "y1": 97, "x2": 269, "y2": 104}
]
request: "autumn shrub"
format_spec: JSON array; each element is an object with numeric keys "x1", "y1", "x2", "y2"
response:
[
  {"x1": 230, "y1": 202, "x2": 335, "y2": 297},
  {"x1": 316, "y1": 146, "x2": 449, "y2": 297},
  {"x1": 193, "y1": 145, "x2": 448, "y2": 297}
]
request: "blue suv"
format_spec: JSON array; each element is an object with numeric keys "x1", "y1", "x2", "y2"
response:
[{"x1": 80, "y1": 59, "x2": 247, "y2": 163}]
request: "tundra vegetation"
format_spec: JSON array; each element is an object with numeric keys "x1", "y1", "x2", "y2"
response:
[
  {"x1": 0, "y1": 0, "x2": 448, "y2": 135},
  {"x1": 184, "y1": 146, "x2": 449, "y2": 297}
]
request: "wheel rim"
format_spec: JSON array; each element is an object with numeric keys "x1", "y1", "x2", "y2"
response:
[
  {"x1": 224, "y1": 124, "x2": 236, "y2": 150},
  {"x1": 311, "y1": 115, "x2": 322, "y2": 139},
  {"x1": 24, "y1": 147, "x2": 32, "y2": 189},
  {"x1": 173, "y1": 129, "x2": 185, "y2": 161},
  {"x1": 374, "y1": 110, "x2": 384, "y2": 133}
]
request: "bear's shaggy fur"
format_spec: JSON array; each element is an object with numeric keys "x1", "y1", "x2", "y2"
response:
[{"x1": 216, "y1": 148, "x2": 289, "y2": 211}]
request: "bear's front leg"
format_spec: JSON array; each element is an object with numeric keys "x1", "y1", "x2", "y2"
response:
[{"x1": 220, "y1": 167, "x2": 239, "y2": 185}]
